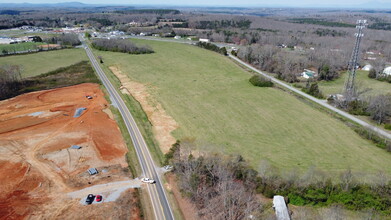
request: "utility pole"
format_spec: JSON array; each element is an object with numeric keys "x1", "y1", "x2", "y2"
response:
[{"x1": 344, "y1": 19, "x2": 367, "y2": 99}]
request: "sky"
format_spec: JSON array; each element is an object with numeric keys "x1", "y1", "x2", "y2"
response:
[{"x1": 1, "y1": 0, "x2": 391, "y2": 7}]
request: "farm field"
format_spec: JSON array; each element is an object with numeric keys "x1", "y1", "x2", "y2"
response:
[
  {"x1": 95, "y1": 39, "x2": 391, "y2": 176},
  {"x1": 0, "y1": 48, "x2": 88, "y2": 78},
  {"x1": 0, "y1": 42, "x2": 45, "y2": 54},
  {"x1": 318, "y1": 70, "x2": 391, "y2": 97}
]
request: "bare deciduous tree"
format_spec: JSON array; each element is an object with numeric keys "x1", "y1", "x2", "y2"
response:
[{"x1": 367, "y1": 94, "x2": 391, "y2": 124}]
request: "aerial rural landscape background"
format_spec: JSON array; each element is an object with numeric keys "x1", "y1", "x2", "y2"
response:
[{"x1": 0, "y1": 0, "x2": 391, "y2": 219}]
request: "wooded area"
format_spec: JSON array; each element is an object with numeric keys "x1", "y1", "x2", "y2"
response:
[
  {"x1": 92, "y1": 39, "x2": 154, "y2": 54},
  {"x1": 166, "y1": 142, "x2": 391, "y2": 218}
]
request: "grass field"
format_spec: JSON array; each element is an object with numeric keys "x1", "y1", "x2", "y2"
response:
[
  {"x1": 318, "y1": 70, "x2": 391, "y2": 97},
  {"x1": 0, "y1": 29, "x2": 26, "y2": 37},
  {"x1": 94, "y1": 39, "x2": 391, "y2": 176},
  {"x1": 0, "y1": 42, "x2": 45, "y2": 54},
  {"x1": 0, "y1": 48, "x2": 88, "y2": 78}
]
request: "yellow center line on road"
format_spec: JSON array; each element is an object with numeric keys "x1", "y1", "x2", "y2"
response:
[{"x1": 83, "y1": 44, "x2": 170, "y2": 220}]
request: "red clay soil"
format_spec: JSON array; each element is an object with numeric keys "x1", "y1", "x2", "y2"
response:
[
  {"x1": 0, "y1": 83, "x2": 134, "y2": 219},
  {"x1": 0, "y1": 161, "x2": 46, "y2": 220}
]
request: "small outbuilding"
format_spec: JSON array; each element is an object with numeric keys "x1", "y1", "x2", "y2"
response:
[
  {"x1": 301, "y1": 69, "x2": 316, "y2": 79},
  {"x1": 362, "y1": 64, "x2": 373, "y2": 71},
  {"x1": 199, "y1": 38, "x2": 210, "y2": 43},
  {"x1": 273, "y1": 195, "x2": 290, "y2": 220},
  {"x1": 383, "y1": 67, "x2": 391, "y2": 76},
  {"x1": 87, "y1": 168, "x2": 99, "y2": 175}
]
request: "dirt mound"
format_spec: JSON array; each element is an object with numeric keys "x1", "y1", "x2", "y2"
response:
[
  {"x1": 0, "y1": 83, "x2": 136, "y2": 219},
  {"x1": 109, "y1": 66, "x2": 178, "y2": 153}
]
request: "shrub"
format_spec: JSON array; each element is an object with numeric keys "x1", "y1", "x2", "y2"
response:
[
  {"x1": 196, "y1": 42, "x2": 227, "y2": 55},
  {"x1": 318, "y1": 64, "x2": 339, "y2": 81},
  {"x1": 249, "y1": 75, "x2": 274, "y2": 87},
  {"x1": 368, "y1": 69, "x2": 377, "y2": 79},
  {"x1": 302, "y1": 82, "x2": 324, "y2": 99},
  {"x1": 385, "y1": 124, "x2": 391, "y2": 130},
  {"x1": 347, "y1": 100, "x2": 369, "y2": 116}
]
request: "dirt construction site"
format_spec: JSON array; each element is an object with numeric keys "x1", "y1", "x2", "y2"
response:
[{"x1": 0, "y1": 83, "x2": 141, "y2": 219}]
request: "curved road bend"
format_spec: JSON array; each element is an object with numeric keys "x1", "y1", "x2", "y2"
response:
[{"x1": 81, "y1": 38, "x2": 174, "y2": 220}]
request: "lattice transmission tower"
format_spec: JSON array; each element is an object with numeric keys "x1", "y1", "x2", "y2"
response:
[{"x1": 344, "y1": 19, "x2": 367, "y2": 99}]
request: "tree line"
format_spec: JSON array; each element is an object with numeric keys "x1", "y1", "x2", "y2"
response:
[
  {"x1": 91, "y1": 39, "x2": 154, "y2": 54},
  {"x1": 165, "y1": 141, "x2": 391, "y2": 218},
  {"x1": 196, "y1": 42, "x2": 227, "y2": 56},
  {"x1": 0, "y1": 61, "x2": 100, "y2": 101},
  {"x1": 44, "y1": 33, "x2": 81, "y2": 46},
  {"x1": 236, "y1": 44, "x2": 343, "y2": 83},
  {"x1": 0, "y1": 65, "x2": 23, "y2": 100},
  {"x1": 165, "y1": 142, "x2": 263, "y2": 219}
]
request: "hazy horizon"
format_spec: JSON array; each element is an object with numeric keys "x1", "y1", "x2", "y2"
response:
[{"x1": 1, "y1": 0, "x2": 391, "y2": 8}]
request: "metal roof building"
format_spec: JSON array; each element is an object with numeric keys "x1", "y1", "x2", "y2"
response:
[{"x1": 273, "y1": 195, "x2": 290, "y2": 220}]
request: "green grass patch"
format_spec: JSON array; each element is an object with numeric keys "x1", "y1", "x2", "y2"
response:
[
  {"x1": 93, "y1": 39, "x2": 391, "y2": 176},
  {"x1": 1, "y1": 61, "x2": 100, "y2": 101},
  {"x1": 0, "y1": 48, "x2": 88, "y2": 78},
  {"x1": 0, "y1": 42, "x2": 45, "y2": 54},
  {"x1": 318, "y1": 70, "x2": 391, "y2": 97}
]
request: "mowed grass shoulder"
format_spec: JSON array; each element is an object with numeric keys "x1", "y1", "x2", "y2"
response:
[
  {"x1": 0, "y1": 48, "x2": 88, "y2": 78},
  {"x1": 95, "y1": 39, "x2": 391, "y2": 175},
  {"x1": 318, "y1": 70, "x2": 391, "y2": 97}
]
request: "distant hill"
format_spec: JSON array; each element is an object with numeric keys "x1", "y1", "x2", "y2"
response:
[
  {"x1": 0, "y1": 2, "x2": 97, "y2": 8},
  {"x1": 0, "y1": 1, "x2": 391, "y2": 9}
]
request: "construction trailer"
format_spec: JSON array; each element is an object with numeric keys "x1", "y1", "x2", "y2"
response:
[{"x1": 87, "y1": 168, "x2": 98, "y2": 175}]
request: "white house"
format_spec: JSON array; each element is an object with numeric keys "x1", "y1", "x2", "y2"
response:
[
  {"x1": 199, "y1": 38, "x2": 210, "y2": 43},
  {"x1": 301, "y1": 69, "x2": 316, "y2": 79},
  {"x1": 383, "y1": 67, "x2": 391, "y2": 76},
  {"x1": 362, "y1": 64, "x2": 373, "y2": 71}
]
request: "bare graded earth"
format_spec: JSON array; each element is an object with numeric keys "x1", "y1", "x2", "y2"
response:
[
  {"x1": 110, "y1": 66, "x2": 178, "y2": 153},
  {"x1": 0, "y1": 83, "x2": 140, "y2": 220}
]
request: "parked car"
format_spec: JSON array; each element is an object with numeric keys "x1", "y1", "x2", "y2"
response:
[
  {"x1": 95, "y1": 195, "x2": 102, "y2": 202},
  {"x1": 141, "y1": 177, "x2": 156, "y2": 184},
  {"x1": 164, "y1": 165, "x2": 173, "y2": 171},
  {"x1": 85, "y1": 194, "x2": 95, "y2": 205}
]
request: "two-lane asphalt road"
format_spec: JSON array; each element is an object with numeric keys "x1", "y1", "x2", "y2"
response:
[{"x1": 81, "y1": 37, "x2": 174, "y2": 220}]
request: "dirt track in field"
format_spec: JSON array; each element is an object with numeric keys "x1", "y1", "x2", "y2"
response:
[
  {"x1": 0, "y1": 83, "x2": 140, "y2": 220},
  {"x1": 110, "y1": 66, "x2": 178, "y2": 153}
]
